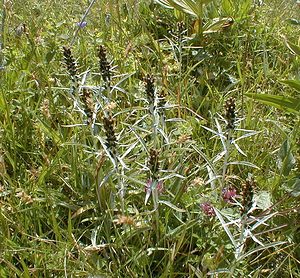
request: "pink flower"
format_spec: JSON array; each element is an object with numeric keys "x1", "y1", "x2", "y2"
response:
[
  {"x1": 145, "y1": 179, "x2": 163, "y2": 194},
  {"x1": 200, "y1": 202, "x2": 215, "y2": 216},
  {"x1": 222, "y1": 187, "x2": 237, "y2": 203}
]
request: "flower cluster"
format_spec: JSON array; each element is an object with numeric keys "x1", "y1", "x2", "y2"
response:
[
  {"x1": 200, "y1": 202, "x2": 215, "y2": 217},
  {"x1": 224, "y1": 97, "x2": 236, "y2": 130},
  {"x1": 98, "y1": 45, "x2": 111, "y2": 87},
  {"x1": 222, "y1": 187, "x2": 237, "y2": 203},
  {"x1": 148, "y1": 148, "x2": 160, "y2": 180},
  {"x1": 241, "y1": 176, "x2": 256, "y2": 216},
  {"x1": 144, "y1": 74, "x2": 155, "y2": 107},
  {"x1": 145, "y1": 179, "x2": 163, "y2": 194},
  {"x1": 80, "y1": 88, "x2": 94, "y2": 124},
  {"x1": 103, "y1": 114, "x2": 117, "y2": 156},
  {"x1": 63, "y1": 46, "x2": 79, "y2": 94}
]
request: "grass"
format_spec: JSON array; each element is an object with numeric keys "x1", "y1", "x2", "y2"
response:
[{"x1": 0, "y1": 0, "x2": 299, "y2": 277}]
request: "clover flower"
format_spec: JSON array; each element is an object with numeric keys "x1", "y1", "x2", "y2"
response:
[
  {"x1": 200, "y1": 202, "x2": 216, "y2": 217},
  {"x1": 145, "y1": 179, "x2": 163, "y2": 194},
  {"x1": 222, "y1": 187, "x2": 237, "y2": 203}
]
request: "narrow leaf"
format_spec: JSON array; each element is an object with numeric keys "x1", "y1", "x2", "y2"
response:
[
  {"x1": 281, "y1": 79, "x2": 300, "y2": 92},
  {"x1": 246, "y1": 93, "x2": 300, "y2": 114},
  {"x1": 158, "y1": 200, "x2": 186, "y2": 212}
]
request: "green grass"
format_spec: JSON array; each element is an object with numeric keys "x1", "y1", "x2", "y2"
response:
[{"x1": 0, "y1": 0, "x2": 299, "y2": 277}]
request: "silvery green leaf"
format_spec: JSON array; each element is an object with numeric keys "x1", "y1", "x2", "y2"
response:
[
  {"x1": 254, "y1": 191, "x2": 272, "y2": 210},
  {"x1": 232, "y1": 141, "x2": 247, "y2": 156},
  {"x1": 158, "y1": 200, "x2": 186, "y2": 212},
  {"x1": 237, "y1": 241, "x2": 286, "y2": 261},
  {"x1": 233, "y1": 130, "x2": 260, "y2": 142},
  {"x1": 213, "y1": 150, "x2": 226, "y2": 163},
  {"x1": 291, "y1": 179, "x2": 300, "y2": 197},
  {"x1": 250, "y1": 212, "x2": 277, "y2": 231},
  {"x1": 214, "y1": 208, "x2": 237, "y2": 248},
  {"x1": 227, "y1": 161, "x2": 259, "y2": 169}
]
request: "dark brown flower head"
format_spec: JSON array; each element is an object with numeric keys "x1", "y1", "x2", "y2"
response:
[
  {"x1": 63, "y1": 46, "x2": 78, "y2": 85},
  {"x1": 103, "y1": 114, "x2": 117, "y2": 155},
  {"x1": 177, "y1": 21, "x2": 185, "y2": 40},
  {"x1": 157, "y1": 88, "x2": 166, "y2": 109},
  {"x1": 241, "y1": 176, "x2": 256, "y2": 216},
  {"x1": 144, "y1": 74, "x2": 155, "y2": 106},
  {"x1": 224, "y1": 97, "x2": 236, "y2": 130},
  {"x1": 148, "y1": 148, "x2": 160, "y2": 178},
  {"x1": 98, "y1": 45, "x2": 111, "y2": 85},
  {"x1": 80, "y1": 88, "x2": 93, "y2": 124}
]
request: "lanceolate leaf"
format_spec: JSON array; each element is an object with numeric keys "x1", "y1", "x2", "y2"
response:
[
  {"x1": 283, "y1": 37, "x2": 300, "y2": 56},
  {"x1": 281, "y1": 79, "x2": 300, "y2": 92},
  {"x1": 155, "y1": 0, "x2": 213, "y2": 17},
  {"x1": 277, "y1": 139, "x2": 296, "y2": 176},
  {"x1": 291, "y1": 179, "x2": 300, "y2": 197},
  {"x1": 245, "y1": 93, "x2": 300, "y2": 114}
]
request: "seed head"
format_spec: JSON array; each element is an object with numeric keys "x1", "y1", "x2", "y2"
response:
[
  {"x1": 63, "y1": 46, "x2": 79, "y2": 93},
  {"x1": 157, "y1": 88, "x2": 167, "y2": 109},
  {"x1": 98, "y1": 45, "x2": 111, "y2": 86},
  {"x1": 241, "y1": 176, "x2": 256, "y2": 216},
  {"x1": 224, "y1": 97, "x2": 236, "y2": 130},
  {"x1": 148, "y1": 148, "x2": 160, "y2": 179},
  {"x1": 144, "y1": 74, "x2": 155, "y2": 106},
  {"x1": 103, "y1": 114, "x2": 117, "y2": 156},
  {"x1": 80, "y1": 88, "x2": 94, "y2": 124}
]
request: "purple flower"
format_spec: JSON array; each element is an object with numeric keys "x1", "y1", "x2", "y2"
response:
[
  {"x1": 222, "y1": 187, "x2": 237, "y2": 203},
  {"x1": 76, "y1": 21, "x2": 87, "y2": 28},
  {"x1": 145, "y1": 179, "x2": 163, "y2": 194},
  {"x1": 200, "y1": 202, "x2": 215, "y2": 217}
]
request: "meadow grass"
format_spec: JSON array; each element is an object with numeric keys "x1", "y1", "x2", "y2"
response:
[{"x1": 0, "y1": 0, "x2": 299, "y2": 277}]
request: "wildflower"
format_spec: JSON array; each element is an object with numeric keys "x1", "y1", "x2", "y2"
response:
[
  {"x1": 191, "y1": 177, "x2": 204, "y2": 187},
  {"x1": 115, "y1": 215, "x2": 135, "y2": 226},
  {"x1": 40, "y1": 99, "x2": 51, "y2": 119},
  {"x1": 148, "y1": 149, "x2": 160, "y2": 179},
  {"x1": 222, "y1": 187, "x2": 237, "y2": 203},
  {"x1": 224, "y1": 97, "x2": 236, "y2": 130},
  {"x1": 177, "y1": 134, "x2": 191, "y2": 144},
  {"x1": 16, "y1": 189, "x2": 33, "y2": 205},
  {"x1": 98, "y1": 45, "x2": 111, "y2": 87},
  {"x1": 145, "y1": 179, "x2": 163, "y2": 194},
  {"x1": 157, "y1": 88, "x2": 167, "y2": 109},
  {"x1": 62, "y1": 46, "x2": 79, "y2": 94},
  {"x1": 144, "y1": 74, "x2": 155, "y2": 107},
  {"x1": 76, "y1": 21, "x2": 87, "y2": 28},
  {"x1": 104, "y1": 102, "x2": 117, "y2": 111},
  {"x1": 103, "y1": 114, "x2": 117, "y2": 156},
  {"x1": 80, "y1": 88, "x2": 93, "y2": 124},
  {"x1": 241, "y1": 175, "x2": 256, "y2": 216},
  {"x1": 200, "y1": 202, "x2": 215, "y2": 217}
]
